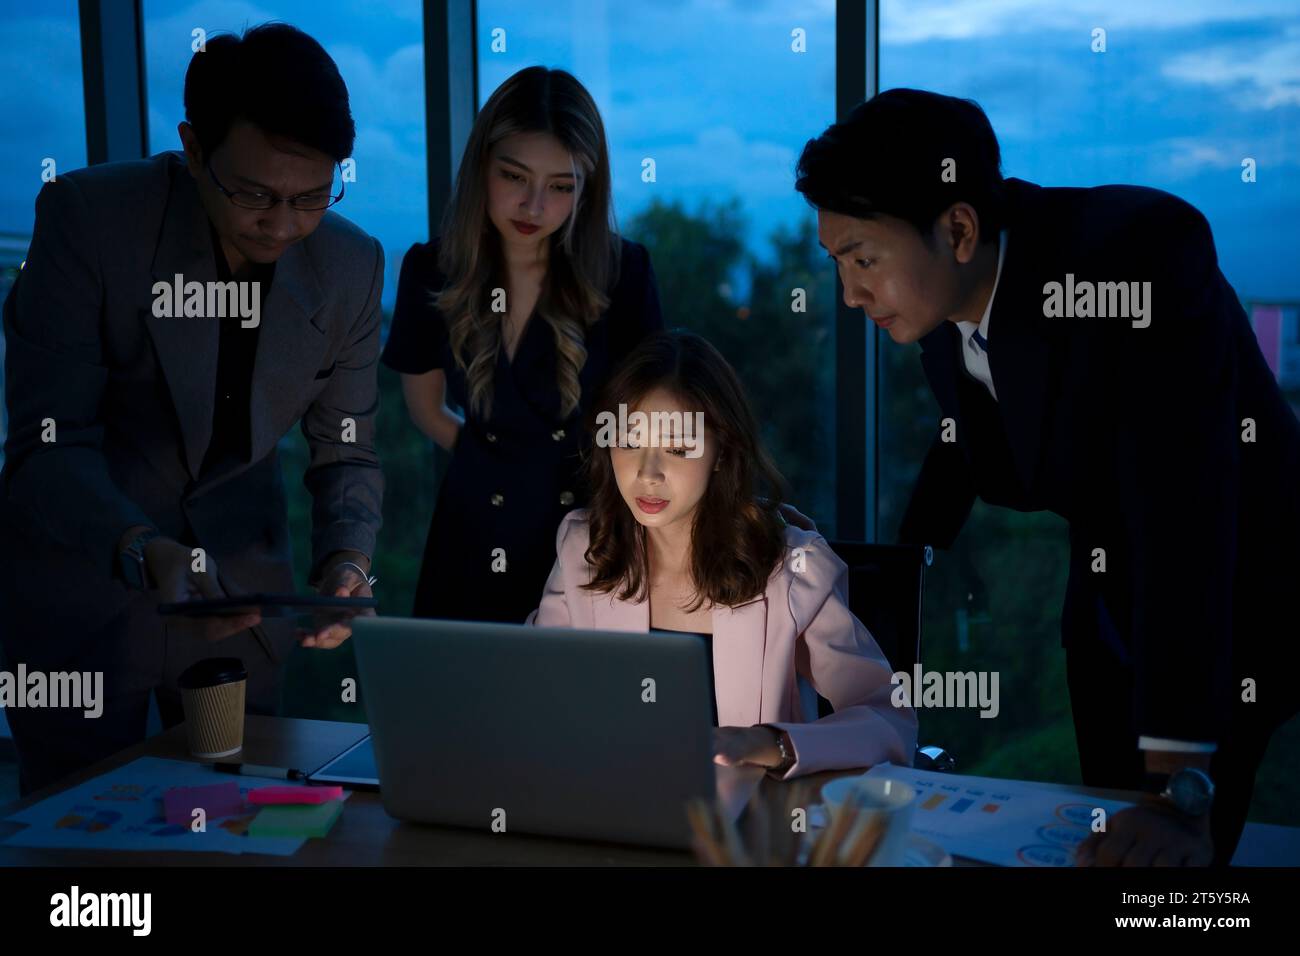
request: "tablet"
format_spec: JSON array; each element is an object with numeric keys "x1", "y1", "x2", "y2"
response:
[
  {"x1": 307, "y1": 735, "x2": 379, "y2": 790},
  {"x1": 157, "y1": 593, "x2": 378, "y2": 618}
]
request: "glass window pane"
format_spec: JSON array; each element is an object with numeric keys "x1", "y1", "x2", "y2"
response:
[
  {"x1": 477, "y1": 0, "x2": 839, "y2": 534},
  {"x1": 878, "y1": 1, "x2": 1300, "y2": 820},
  {"x1": 142, "y1": 3, "x2": 428, "y2": 719},
  {"x1": 0, "y1": 1, "x2": 87, "y2": 471},
  {"x1": 143, "y1": 1, "x2": 426, "y2": 314},
  {"x1": 0, "y1": 2, "x2": 85, "y2": 234}
]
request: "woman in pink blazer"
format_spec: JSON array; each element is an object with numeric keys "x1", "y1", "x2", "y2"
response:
[{"x1": 527, "y1": 331, "x2": 916, "y2": 779}]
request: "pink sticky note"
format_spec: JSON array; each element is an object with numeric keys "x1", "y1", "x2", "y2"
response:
[
  {"x1": 163, "y1": 782, "x2": 244, "y2": 825},
  {"x1": 247, "y1": 785, "x2": 344, "y2": 806}
]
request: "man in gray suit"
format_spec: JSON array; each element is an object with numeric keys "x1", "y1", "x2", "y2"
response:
[{"x1": 0, "y1": 24, "x2": 383, "y2": 795}]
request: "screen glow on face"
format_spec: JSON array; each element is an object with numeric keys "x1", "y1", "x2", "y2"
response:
[{"x1": 610, "y1": 388, "x2": 717, "y2": 532}]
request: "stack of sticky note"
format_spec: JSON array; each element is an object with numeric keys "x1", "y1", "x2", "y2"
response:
[
  {"x1": 247, "y1": 785, "x2": 346, "y2": 839},
  {"x1": 163, "y1": 782, "x2": 245, "y2": 826}
]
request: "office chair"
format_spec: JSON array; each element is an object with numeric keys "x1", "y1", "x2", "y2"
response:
[{"x1": 822, "y1": 540, "x2": 955, "y2": 773}]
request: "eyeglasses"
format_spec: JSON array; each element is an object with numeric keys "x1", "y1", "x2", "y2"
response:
[{"x1": 207, "y1": 160, "x2": 345, "y2": 211}]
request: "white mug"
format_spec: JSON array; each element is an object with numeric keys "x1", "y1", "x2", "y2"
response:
[{"x1": 821, "y1": 776, "x2": 917, "y2": 866}]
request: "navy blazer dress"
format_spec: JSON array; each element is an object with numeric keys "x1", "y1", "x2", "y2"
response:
[{"x1": 381, "y1": 237, "x2": 664, "y2": 622}]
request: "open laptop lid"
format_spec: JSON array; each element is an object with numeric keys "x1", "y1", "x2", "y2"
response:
[{"x1": 351, "y1": 616, "x2": 718, "y2": 849}]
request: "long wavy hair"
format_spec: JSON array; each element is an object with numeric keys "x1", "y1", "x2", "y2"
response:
[
  {"x1": 583, "y1": 331, "x2": 789, "y2": 611},
  {"x1": 436, "y1": 66, "x2": 618, "y2": 420}
]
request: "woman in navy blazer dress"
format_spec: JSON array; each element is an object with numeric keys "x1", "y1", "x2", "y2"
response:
[{"x1": 382, "y1": 67, "x2": 663, "y2": 623}]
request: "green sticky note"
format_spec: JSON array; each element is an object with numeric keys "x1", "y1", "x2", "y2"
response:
[{"x1": 248, "y1": 799, "x2": 344, "y2": 838}]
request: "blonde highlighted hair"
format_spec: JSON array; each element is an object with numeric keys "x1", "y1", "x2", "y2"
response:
[{"x1": 436, "y1": 66, "x2": 619, "y2": 420}]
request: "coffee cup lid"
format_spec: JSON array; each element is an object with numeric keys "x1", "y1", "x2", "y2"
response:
[{"x1": 178, "y1": 657, "x2": 248, "y2": 689}]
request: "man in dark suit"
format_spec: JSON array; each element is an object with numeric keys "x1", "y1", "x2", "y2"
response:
[
  {"x1": 796, "y1": 88, "x2": 1300, "y2": 865},
  {"x1": 0, "y1": 24, "x2": 384, "y2": 795}
]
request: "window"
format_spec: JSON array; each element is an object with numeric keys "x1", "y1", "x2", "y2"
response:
[
  {"x1": 0, "y1": 3, "x2": 82, "y2": 746},
  {"x1": 143, "y1": 1, "x2": 427, "y2": 314},
  {"x1": 0, "y1": 1, "x2": 87, "y2": 471},
  {"x1": 143, "y1": 2, "x2": 429, "y2": 719},
  {"x1": 878, "y1": 0, "x2": 1300, "y2": 822},
  {"x1": 477, "y1": 0, "x2": 840, "y2": 534}
]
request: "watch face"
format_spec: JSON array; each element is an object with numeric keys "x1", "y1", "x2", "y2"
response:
[{"x1": 1169, "y1": 770, "x2": 1213, "y2": 815}]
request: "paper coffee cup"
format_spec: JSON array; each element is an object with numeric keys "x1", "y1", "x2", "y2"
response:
[
  {"x1": 825, "y1": 777, "x2": 917, "y2": 866},
  {"x1": 177, "y1": 658, "x2": 247, "y2": 759}
]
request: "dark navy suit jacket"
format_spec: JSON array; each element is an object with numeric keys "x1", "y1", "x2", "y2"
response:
[{"x1": 899, "y1": 178, "x2": 1300, "y2": 744}]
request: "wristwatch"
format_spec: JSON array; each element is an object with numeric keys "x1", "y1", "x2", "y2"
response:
[
  {"x1": 118, "y1": 529, "x2": 161, "y2": 591},
  {"x1": 1145, "y1": 767, "x2": 1215, "y2": 818},
  {"x1": 765, "y1": 725, "x2": 796, "y2": 774}
]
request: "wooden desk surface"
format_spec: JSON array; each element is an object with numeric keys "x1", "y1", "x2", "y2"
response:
[
  {"x1": 0, "y1": 716, "x2": 1146, "y2": 867},
  {"x1": 0, "y1": 716, "x2": 834, "y2": 866}
]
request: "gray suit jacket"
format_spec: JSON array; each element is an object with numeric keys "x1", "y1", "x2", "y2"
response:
[{"x1": 0, "y1": 151, "x2": 384, "y2": 687}]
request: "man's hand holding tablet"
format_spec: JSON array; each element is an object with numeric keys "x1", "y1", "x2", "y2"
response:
[
  {"x1": 133, "y1": 530, "x2": 262, "y2": 642},
  {"x1": 301, "y1": 551, "x2": 378, "y2": 649},
  {"x1": 149, "y1": 534, "x2": 377, "y2": 648}
]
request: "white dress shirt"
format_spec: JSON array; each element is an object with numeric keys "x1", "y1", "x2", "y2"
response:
[{"x1": 955, "y1": 230, "x2": 1007, "y2": 400}]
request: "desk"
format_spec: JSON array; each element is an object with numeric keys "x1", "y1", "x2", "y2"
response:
[
  {"x1": 1, "y1": 717, "x2": 777, "y2": 866},
  {"x1": 0, "y1": 716, "x2": 1236, "y2": 867}
]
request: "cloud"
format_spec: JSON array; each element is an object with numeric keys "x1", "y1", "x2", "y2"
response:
[
  {"x1": 880, "y1": 0, "x2": 1300, "y2": 44},
  {"x1": 1164, "y1": 138, "x2": 1245, "y2": 173},
  {"x1": 1161, "y1": 27, "x2": 1300, "y2": 109},
  {"x1": 332, "y1": 44, "x2": 424, "y2": 126},
  {"x1": 614, "y1": 124, "x2": 796, "y2": 202}
]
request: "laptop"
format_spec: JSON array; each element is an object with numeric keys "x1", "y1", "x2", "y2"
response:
[{"x1": 348, "y1": 616, "x2": 718, "y2": 849}]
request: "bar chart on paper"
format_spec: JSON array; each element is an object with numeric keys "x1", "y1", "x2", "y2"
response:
[{"x1": 863, "y1": 765, "x2": 1135, "y2": 867}]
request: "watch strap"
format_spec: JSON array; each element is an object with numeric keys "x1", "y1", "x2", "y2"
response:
[
  {"x1": 119, "y1": 529, "x2": 161, "y2": 590},
  {"x1": 1142, "y1": 771, "x2": 1170, "y2": 795},
  {"x1": 765, "y1": 725, "x2": 795, "y2": 773}
]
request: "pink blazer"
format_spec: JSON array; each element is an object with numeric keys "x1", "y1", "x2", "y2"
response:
[{"x1": 526, "y1": 509, "x2": 917, "y2": 778}]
